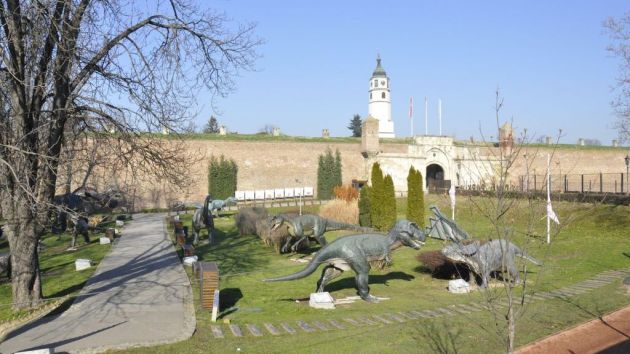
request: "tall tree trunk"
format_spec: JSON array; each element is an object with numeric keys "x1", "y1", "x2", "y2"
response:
[{"x1": 5, "y1": 199, "x2": 43, "y2": 310}]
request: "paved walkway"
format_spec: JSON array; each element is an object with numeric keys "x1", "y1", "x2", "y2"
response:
[
  {"x1": 204, "y1": 268, "x2": 630, "y2": 340},
  {"x1": 0, "y1": 213, "x2": 195, "y2": 354},
  {"x1": 516, "y1": 305, "x2": 630, "y2": 354}
]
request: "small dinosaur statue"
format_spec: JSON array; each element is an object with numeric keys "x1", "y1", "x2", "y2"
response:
[
  {"x1": 264, "y1": 220, "x2": 426, "y2": 302},
  {"x1": 70, "y1": 216, "x2": 90, "y2": 248},
  {"x1": 269, "y1": 214, "x2": 368, "y2": 253},
  {"x1": 192, "y1": 195, "x2": 215, "y2": 244},
  {"x1": 441, "y1": 239, "x2": 542, "y2": 288},
  {"x1": 209, "y1": 197, "x2": 237, "y2": 216}
]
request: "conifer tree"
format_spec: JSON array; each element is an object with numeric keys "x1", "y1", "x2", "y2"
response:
[
  {"x1": 407, "y1": 166, "x2": 425, "y2": 227},
  {"x1": 370, "y1": 162, "x2": 385, "y2": 230},
  {"x1": 317, "y1": 155, "x2": 326, "y2": 199},
  {"x1": 383, "y1": 174, "x2": 397, "y2": 229},
  {"x1": 334, "y1": 149, "x2": 343, "y2": 188},
  {"x1": 358, "y1": 186, "x2": 372, "y2": 227}
]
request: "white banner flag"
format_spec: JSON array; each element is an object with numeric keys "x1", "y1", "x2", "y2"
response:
[
  {"x1": 547, "y1": 201, "x2": 560, "y2": 224},
  {"x1": 449, "y1": 184, "x2": 456, "y2": 220}
]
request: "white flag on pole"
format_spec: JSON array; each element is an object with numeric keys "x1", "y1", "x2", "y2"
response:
[
  {"x1": 449, "y1": 184, "x2": 456, "y2": 220},
  {"x1": 547, "y1": 201, "x2": 560, "y2": 224}
]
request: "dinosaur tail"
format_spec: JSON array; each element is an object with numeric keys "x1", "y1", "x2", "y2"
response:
[
  {"x1": 325, "y1": 219, "x2": 368, "y2": 232},
  {"x1": 263, "y1": 251, "x2": 328, "y2": 282},
  {"x1": 515, "y1": 248, "x2": 543, "y2": 266}
]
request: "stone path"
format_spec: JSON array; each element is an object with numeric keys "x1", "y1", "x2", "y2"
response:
[
  {"x1": 0, "y1": 213, "x2": 195, "y2": 354},
  {"x1": 207, "y1": 268, "x2": 630, "y2": 339}
]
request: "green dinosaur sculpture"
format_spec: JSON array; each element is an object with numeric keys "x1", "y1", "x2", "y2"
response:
[
  {"x1": 264, "y1": 220, "x2": 426, "y2": 302},
  {"x1": 269, "y1": 214, "x2": 368, "y2": 253}
]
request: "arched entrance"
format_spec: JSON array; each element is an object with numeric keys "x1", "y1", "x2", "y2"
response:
[{"x1": 426, "y1": 164, "x2": 449, "y2": 193}]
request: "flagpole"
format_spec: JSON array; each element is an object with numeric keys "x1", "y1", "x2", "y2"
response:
[
  {"x1": 438, "y1": 99, "x2": 442, "y2": 136},
  {"x1": 547, "y1": 153, "x2": 551, "y2": 244},
  {"x1": 410, "y1": 96, "x2": 414, "y2": 138},
  {"x1": 424, "y1": 97, "x2": 428, "y2": 135}
]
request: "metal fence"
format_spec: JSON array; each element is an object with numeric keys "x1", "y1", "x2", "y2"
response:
[{"x1": 518, "y1": 173, "x2": 629, "y2": 194}]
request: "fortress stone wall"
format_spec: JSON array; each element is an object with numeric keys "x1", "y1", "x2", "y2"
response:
[{"x1": 81, "y1": 137, "x2": 629, "y2": 209}]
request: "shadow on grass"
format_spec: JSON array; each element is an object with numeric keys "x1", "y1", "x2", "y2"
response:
[
  {"x1": 219, "y1": 288, "x2": 243, "y2": 311},
  {"x1": 318, "y1": 271, "x2": 416, "y2": 293},
  {"x1": 194, "y1": 226, "x2": 272, "y2": 277},
  {"x1": 413, "y1": 321, "x2": 462, "y2": 354}
]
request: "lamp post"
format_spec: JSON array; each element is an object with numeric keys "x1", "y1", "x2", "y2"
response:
[
  {"x1": 625, "y1": 155, "x2": 630, "y2": 195},
  {"x1": 295, "y1": 179, "x2": 302, "y2": 215}
]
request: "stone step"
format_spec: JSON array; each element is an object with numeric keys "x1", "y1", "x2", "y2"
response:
[
  {"x1": 229, "y1": 324, "x2": 243, "y2": 337},
  {"x1": 343, "y1": 318, "x2": 362, "y2": 326},
  {"x1": 210, "y1": 325, "x2": 224, "y2": 339},
  {"x1": 263, "y1": 323, "x2": 281, "y2": 335},
  {"x1": 328, "y1": 319, "x2": 345, "y2": 329},
  {"x1": 372, "y1": 314, "x2": 393, "y2": 324},
  {"x1": 280, "y1": 322, "x2": 296, "y2": 334},
  {"x1": 296, "y1": 320, "x2": 316, "y2": 333},
  {"x1": 246, "y1": 324, "x2": 263, "y2": 337},
  {"x1": 312, "y1": 320, "x2": 330, "y2": 331}
]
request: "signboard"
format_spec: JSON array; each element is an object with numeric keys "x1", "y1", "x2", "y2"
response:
[
  {"x1": 235, "y1": 191, "x2": 246, "y2": 201},
  {"x1": 254, "y1": 190, "x2": 265, "y2": 200},
  {"x1": 274, "y1": 189, "x2": 285, "y2": 199},
  {"x1": 304, "y1": 187, "x2": 314, "y2": 197}
]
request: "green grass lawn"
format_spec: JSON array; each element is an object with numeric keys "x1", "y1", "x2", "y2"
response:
[
  {"x1": 0, "y1": 218, "x2": 121, "y2": 323},
  {"x1": 121, "y1": 195, "x2": 630, "y2": 353}
]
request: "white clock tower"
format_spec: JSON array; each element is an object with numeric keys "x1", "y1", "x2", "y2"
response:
[{"x1": 368, "y1": 55, "x2": 395, "y2": 138}]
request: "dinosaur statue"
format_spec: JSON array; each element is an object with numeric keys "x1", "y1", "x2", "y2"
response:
[
  {"x1": 426, "y1": 205, "x2": 470, "y2": 242},
  {"x1": 441, "y1": 239, "x2": 542, "y2": 288},
  {"x1": 209, "y1": 197, "x2": 238, "y2": 216},
  {"x1": 269, "y1": 214, "x2": 369, "y2": 253},
  {"x1": 264, "y1": 220, "x2": 426, "y2": 302},
  {"x1": 70, "y1": 216, "x2": 90, "y2": 248},
  {"x1": 192, "y1": 195, "x2": 215, "y2": 244}
]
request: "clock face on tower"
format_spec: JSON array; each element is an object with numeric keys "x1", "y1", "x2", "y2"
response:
[{"x1": 380, "y1": 80, "x2": 385, "y2": 86}]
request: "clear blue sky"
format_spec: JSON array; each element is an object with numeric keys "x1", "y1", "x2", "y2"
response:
[{"x1": 196, "y1": 1, "x2": 628, "y2": 145}]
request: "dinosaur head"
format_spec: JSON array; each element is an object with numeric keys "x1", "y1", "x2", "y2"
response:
[
  {"x1": 269, "y1": 215, "x2": 286, "y2": 231},
  {"x1": 441, "y1": 241, "x2": 479, "y2": 263},
  {"x1": 225, "y1": 197, "x2": 238, "y2": 206},
  {"x1": 389, "y1": 220, "x2": 426, "y2": 250}
]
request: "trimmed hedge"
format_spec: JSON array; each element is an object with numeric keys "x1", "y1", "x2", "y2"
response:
[{"x1": 208, "y1": 155, "x2": 238, "y2": 199}]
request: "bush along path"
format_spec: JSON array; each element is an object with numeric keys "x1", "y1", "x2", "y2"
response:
[
  {"x1": 0, "y1": 213, "x2": 195, "y2": 354},
  {"x1": 206, "y1": 268, "x2": 630, "y2": 339}
]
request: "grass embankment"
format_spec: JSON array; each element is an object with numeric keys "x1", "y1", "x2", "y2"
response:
[
  {"x1": 0, "y1": 218, "x2": 121, "y2": 323},
  {"x1": 130, "y1": 196, "x2": 629, "y2": 353}
]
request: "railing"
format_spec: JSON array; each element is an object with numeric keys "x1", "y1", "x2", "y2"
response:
[{"x1": 518, "y1": 173, "x2": 629, "y2": 194}]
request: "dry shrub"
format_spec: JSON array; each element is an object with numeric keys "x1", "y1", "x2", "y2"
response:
[
  {"x1": 416, "y1": 240, "x2": 483, "y2": 280},
  {"x1": 333, "y1": 185, "x2": 359, "y2": 202},
  {"x1": 235, "y1": 207, "x2": 268, "y2": 236},
  {"x1": 256, "y1": 211, "x2": 308, "y2": 254},
  {"x1": 319, "y1": 199, "x2": 359, "y2": 224},
  {"x1": 88, "y1": 216, "x2": 104, "y2": 229},
  {"x1": 416, "y1": 250, "x2": 473, "y2": 280}
]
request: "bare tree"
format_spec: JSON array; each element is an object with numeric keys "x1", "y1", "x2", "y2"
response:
[
  {"x1": 604, "y1": 13, "x2": 630, "y2": 143},
  {"x1": 0, "y1": 0, "x2": 260, "y2": 310},
  {"x1": 455, "y1": 90, "x2": 563, "y2": 353}
]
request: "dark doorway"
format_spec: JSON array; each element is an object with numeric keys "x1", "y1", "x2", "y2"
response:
[{"x1": 426, "y1": 164, "x2": 450, "y2": 193}]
